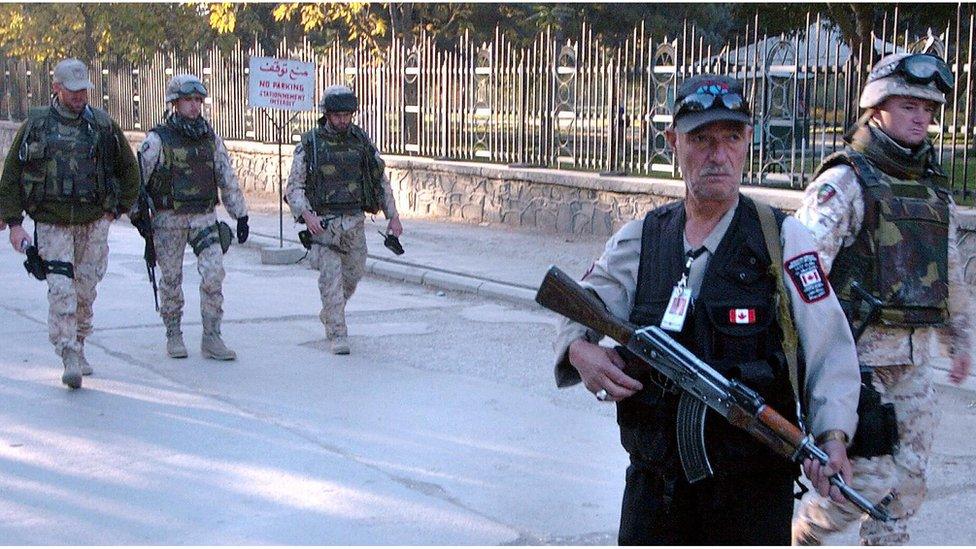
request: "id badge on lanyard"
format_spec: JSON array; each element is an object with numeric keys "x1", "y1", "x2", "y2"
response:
[{"x1": 660, "y1": 247, "x2": 705, "y2": 332}]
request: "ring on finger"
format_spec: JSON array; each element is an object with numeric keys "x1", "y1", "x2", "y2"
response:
[{"x1": 595, "y1": 388, "x2": 609, "y2": 401}]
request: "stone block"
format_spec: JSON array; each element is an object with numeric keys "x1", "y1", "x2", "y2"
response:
[{"x1": 260, "y1": 246, "x2": 306, "y2": 265}]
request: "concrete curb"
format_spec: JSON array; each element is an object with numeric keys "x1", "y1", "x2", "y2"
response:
[{"x1": 247, "y1": 230, "x2": 539, "y2": 308}]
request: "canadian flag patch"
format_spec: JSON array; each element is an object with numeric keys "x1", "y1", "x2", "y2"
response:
[
  {"x1": 729, "y1": 308, "x2": 756, "y2": 324},
  {"x1": 785, "y1": 251, "x2": 831, "y2": 303}
]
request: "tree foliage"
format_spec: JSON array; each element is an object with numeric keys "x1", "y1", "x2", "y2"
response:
[
  {"x1": 730, "y1": 3, "x2": 965, "y2": 60},
  {"x1": 0, "y1": 3, "x2": 967, "y2": 66},
  {"x1": 0, "y1": 3, "x2": 212, "y2": 63}
]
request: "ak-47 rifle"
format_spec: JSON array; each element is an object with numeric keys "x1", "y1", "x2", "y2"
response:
[
  {"x1": 536, "y1": 265, "x2": 890, "y2": 522},
  {"x1": 134, "y1": 151, "x2": 158, "y2": 311}
]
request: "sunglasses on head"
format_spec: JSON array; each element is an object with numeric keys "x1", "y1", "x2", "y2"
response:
[
  {"x1": 879, "y1": 54, "x2": 953, "y2": 93},
  {"x1": 674, "y1": 89, "x2": 750, "y2": 119}
]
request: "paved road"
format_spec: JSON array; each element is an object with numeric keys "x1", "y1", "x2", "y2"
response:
[{"x1": 1, "y1": 217, "x2": 973, "y2": 544}]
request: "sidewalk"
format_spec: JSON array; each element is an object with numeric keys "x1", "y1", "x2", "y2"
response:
[
  {"x1": 241, "y1": 202, "x2": 976, "y2": 395},
  {"x1": 244, "y1": 202, "x2": 606, "y2": 306}
]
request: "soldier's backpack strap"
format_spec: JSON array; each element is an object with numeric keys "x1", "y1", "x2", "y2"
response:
[
  {"x1": 18, "y1": 107, "x2": 51, "y2": 161},
  {"x1": 755, "y1": 199, "x2": 804, "y2": 419},
  {"x1": 815, "y1": 149, "x2": 884, "y2": 192}
]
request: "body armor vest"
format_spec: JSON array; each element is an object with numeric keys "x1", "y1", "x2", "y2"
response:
[
  {"x1": 302, "y1": 125, "x2": 384, "y2": 216},
  {"x1": 815, "y1": 148, "x2": 950, "y2": 327},
  {"x1": 18, "y1": 106, "x2": 116, "y2": 212},
  {"x1": 621, "y1": 197, "x2": 798, "y2": 477},
  {"x1": 148, "y1": 124, "x2": 218, "y2": 214}
]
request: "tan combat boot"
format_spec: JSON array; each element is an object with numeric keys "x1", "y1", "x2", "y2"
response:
[
  {"x1": 201, "y1": 318, "x2": 236, "y2": 361},
  {"x1": 330, "y1": 336, "x2": 350, "y2": 355},
  {"x1": 164, "y1": 318, "x2": 189, "y2": 359},
  {"x1": 61, "y1": 348, "x2": 83, "y2": 389},
  {"x1": 76, "y1": 338, "x2": 93, "y2": 375}
]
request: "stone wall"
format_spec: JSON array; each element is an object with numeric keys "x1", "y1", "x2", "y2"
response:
[{"x1": 3, "y1": 119, "x2": 976, "y2": 282}]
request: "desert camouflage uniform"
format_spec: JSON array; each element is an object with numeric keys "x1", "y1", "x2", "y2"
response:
[
  {"x1": 36, "y1": 217, "x2": 111, "y2": 355},
  {"x1": 793, "y1": 160, "x2": 972, "y2": 545},
  {"x1": 138, "y1": 130, "x2": 248, "y2": 335},
  {"x1": 0, "y1": 94, "x2": 140, "y2": 385},
  {"x1": 285, "y1": 123, "x2": 397, "y2": 340}
]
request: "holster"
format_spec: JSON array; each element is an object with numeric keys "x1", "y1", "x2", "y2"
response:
[
  {"x1": 848, "y1": 368, "x2": 899, "y2": 458},
  {"x1": 189, "y1": 221, "x2": 232, "y2": 255},
  {"x1": 23, "y1": 245, "x2": 74, "y2": 280}
]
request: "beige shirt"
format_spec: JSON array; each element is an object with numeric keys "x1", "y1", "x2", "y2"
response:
[
  {"x1": 553, "y1": 199, "x2": 861, "y2": 439},
  {"x1": 796, "y1": 163, "x2": 972, "y2": 365}
]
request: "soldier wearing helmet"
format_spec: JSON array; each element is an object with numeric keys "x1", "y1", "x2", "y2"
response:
[
  {"x1": 0, "y1": 58, "x2": 140, "y2": 389},
  {"x1": 286, "y1": 84, "x2": 402, "y2": 355},
  {"x1": 793, "y1": 52, "x2": 972, "y2": 545},
  {"x1": 133, "y1": 74, "x2": 250, "y2": 361}
]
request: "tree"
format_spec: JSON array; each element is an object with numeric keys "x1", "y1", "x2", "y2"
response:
[
  {"x1": 732, "y1": 3, "x2": 963, "y2": 62},
  {"x1": 0, "y1": 4, "x2": 214, "y2": 63},
  {"x1": 203, "y1": 2, "x2": 388, "y2": 53}
]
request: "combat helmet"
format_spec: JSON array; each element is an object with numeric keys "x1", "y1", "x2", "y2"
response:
[
  {"x1": 319, "y1": 85, "x2": 358, "y2": 113},
  {"x1": 859, "y1": 52, "x2": 952, "y2": 108},
  {"x1": 165, "y1": 74, "x2": 208, "y2": 103}
]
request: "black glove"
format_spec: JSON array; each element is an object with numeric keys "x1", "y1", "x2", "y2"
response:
[{"x1": 236, "y1": 216, "x2": 249, "y2": 244}]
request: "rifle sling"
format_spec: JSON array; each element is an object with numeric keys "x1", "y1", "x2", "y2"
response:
[{"x1": 754, "y1": 201, "x2": 804, "y2": 419}]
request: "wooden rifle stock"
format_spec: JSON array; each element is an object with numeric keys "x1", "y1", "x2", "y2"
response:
[
  {"x1": 535, "y1": 266, "x2": 637, "y2": 345},
  {"x1": 729, "y1": 403, "x2": 807, "y2": 460}
]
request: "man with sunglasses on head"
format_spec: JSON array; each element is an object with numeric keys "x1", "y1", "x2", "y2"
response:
[
  {"x1": 793, "y1": 53, "x2": 972, "y2": 546},
  {"x1": 134, "y1": 74, "x2": 249, "y2": 361},
  {"x1": 552, "y1": 74, "x2": 860, "y2": 545},
  {"x1": 0, "y1": 58, "x2": 139, "y2": 389}
]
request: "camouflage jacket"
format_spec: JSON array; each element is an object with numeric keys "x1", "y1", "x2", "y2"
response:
[
  {"x1": 138, "y1": 127, "x2": 247, "y2": 229},
  {"x1": 0, "y1": 100, "x2": 139, "y2": 226},
  {"x1": 796, "y1": 154, "x2": 972, "y2": 365},
  {"x1": 286, "y1": 122, "x2": 397, "y2": 221}
]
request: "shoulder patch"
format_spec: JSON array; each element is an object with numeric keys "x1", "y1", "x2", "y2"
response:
[
  {"x1": 816, "y1": 183, "x2": 837, "y2": 205},
  {"x1": 784, "y1": 252, "x2": 831, "y2": 303}
]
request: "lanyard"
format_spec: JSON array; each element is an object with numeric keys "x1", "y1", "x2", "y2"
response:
[{"x1": 676, "y1": 246, "x2": 708, "y2": 290}]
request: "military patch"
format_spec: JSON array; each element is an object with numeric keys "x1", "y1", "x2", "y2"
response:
[
  {"x1": 816, "y1": 183, "x2": 837, "y2": 204},
  {"x1": 785, "y1": 252, "x2": 830, "y2": 303},
  {"x1": 728, "y1": 308, "x2": 756, "y2": 324}
]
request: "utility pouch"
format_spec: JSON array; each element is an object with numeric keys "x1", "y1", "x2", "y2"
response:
[
  {"x1": 189, "y1": 221, "x2": 233, "y2": 256},
  {"x1": 23, "y1": 245, "x2": 74, "y2": 280},
  {"x1": 848, "y1": 368, "x2": 900, "y2": 458}
]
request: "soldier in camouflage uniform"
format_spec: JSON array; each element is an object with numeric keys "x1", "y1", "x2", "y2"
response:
[
  {"x1": 0, "y1": 59, "x2": 139, "y2": 389},
  {"x1": 134, "y1": 74, "x2": 250, "y2": 361},
  {"x1": 286, "y1": 85, "x2": 401, "y2": 355},
  {"x1": 793, "y1": 52, "x2": 973, "y2": 545}
]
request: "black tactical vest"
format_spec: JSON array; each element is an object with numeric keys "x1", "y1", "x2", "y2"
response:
[
  {"x1": 148, "y1": 124, "x2": 218, "y2": 214},
  {"x1": 815, "y1": 149, "x2": 951, "y2": 327},
  {"x1": 301, "y1": 124, "x2": 385, "y2": 216},
  {"x1": 18, "y1": 105, "x2": 117, "y2": 212},
  {"x1": 620, "y1": 196, "x2": 798, "y2": 477}
]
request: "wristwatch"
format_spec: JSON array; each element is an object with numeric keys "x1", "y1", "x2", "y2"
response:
[{"x1": 815, "y1": 429, "x2": 850, "y2": 446}]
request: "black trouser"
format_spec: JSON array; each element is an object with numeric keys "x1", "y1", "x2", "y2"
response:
[{"x1": 618, "y1": 456, "x2": 796, "y2": 546}]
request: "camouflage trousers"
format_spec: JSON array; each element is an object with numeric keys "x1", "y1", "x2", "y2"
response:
[
  {"x1": 152, "y1": 211, "x2": 225, "y2": 330},
  {"x1": 36, "y1": 218, "x2": 111, "y2": 356},
  {"x1": 309, "y1": 215, "x2": 367, "y2": 339},
  {"x1": 794, "y1": 328, "x2": 942, "y2": 545}
]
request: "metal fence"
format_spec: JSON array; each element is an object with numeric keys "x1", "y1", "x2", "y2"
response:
[{"x1": 1, "y1": 6, "x2": 974, "y2": 197}]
